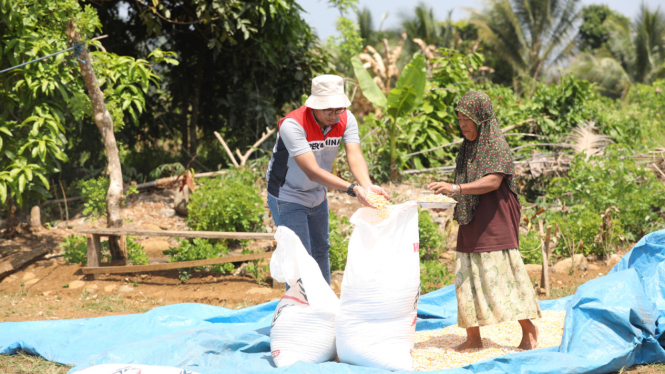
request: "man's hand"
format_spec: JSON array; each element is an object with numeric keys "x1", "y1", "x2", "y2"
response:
[
  {"x1": 354, "y1": 184, "x2": 389, "y2": 208},
  {"x1": 366, "y1": 184, "x2": 389, "y2": 199},
  {"x1": 353, "y1": 185, "x2": 373, "y2": 208}
]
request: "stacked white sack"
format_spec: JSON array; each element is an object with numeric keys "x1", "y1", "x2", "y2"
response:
[
  {"x1": 336, "y1": 201, "x2": 421, "y2": 371},
  {"x1": 269, "y1": 226, "x2": 340, "y2": 367}
]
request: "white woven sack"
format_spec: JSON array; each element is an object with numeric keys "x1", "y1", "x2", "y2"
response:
[
  {"x1": 269, "y1": 226, "x2": 340, "y2": 367},
  {"x1": 336, "y1": 201, "x2": 420, "y2": 371},
  {"x1": 75, "y1": 364, "x2": 200, "y2": 374}
]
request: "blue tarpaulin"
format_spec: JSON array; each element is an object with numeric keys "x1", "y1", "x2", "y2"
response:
[{"x1": 2, "y1": 229, "x2": 665, "y2": 373}]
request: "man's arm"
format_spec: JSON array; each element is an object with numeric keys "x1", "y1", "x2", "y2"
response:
[
  {"x1": 293, "y1": 152, "x2": 352, "y2": 192},
  {"x1": 293, "y1": 151, "x2": 383, "y2": 208},
  {"x1": 344, "y1": 142, "x2": 389, "y2": 200},
  {"x1": 345, "y1": 143, "x2": 372, "y2": 188},
  {"x1": 339, "y1": 113, "x2": 389, "y2": 200}
]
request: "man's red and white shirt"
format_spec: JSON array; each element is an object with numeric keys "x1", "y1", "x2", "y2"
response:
[{"x1": 266, "y1": 106, "x2": 360, "y2": 207}]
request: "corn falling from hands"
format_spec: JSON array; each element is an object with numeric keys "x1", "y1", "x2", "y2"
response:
[
  {"x1": 417, "y1": 194, "x2": 457, "y2": 203},
  {"x1": 411, "y1": 311, "x2": 566, "y2": 371},
  {"x1": 366, "y1": 191, "x2": 391, "y2": 223}
]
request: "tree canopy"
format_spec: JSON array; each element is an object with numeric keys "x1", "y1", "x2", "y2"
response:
[
  {"x1": 0, "y1": 0, "x2": 156, "y2": 209},
  {"x1": 86, "y1": 0, "x2": 332, "y2": 176}
]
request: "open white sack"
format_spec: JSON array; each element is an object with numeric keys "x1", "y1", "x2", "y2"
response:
[
  {"x1": 336, "y1": 201, "x2": 421, "y2": 371},
  {"x1": 269, "y1": 226, "x2": 340, "y2": 367}
]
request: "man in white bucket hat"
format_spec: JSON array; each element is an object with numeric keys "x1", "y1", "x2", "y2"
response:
[{"x1": 266, "y1": 74, "x2": 388, "y2": 284}]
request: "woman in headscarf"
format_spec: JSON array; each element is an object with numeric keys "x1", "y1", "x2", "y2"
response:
[{"x1": 428, "y1": 91, "x2": 541, "y2": 351}]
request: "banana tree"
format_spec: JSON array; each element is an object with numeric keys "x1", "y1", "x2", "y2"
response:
[{"x1": 352, "y1": 53, "x2": 427, "y2": 180}]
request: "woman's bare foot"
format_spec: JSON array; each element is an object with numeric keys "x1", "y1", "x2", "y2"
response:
[
  {"x1": 453, "y1": 326, "x2": 483, "y2": 352},
  {"x1": 517, "y1": 319, "x2": 539, "y2": 350}
]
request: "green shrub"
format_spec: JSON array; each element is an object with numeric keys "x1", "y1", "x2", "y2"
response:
[
  {"x1": 61, "y1": 235, "x2": 88, "y2": 265},
  {"x1": 548, "y1": 146, "x2": 665, "y2": 247},
  {"x1": 77, "y1": 177, "x2": 138, "y2": 220},
  {"x1": 519, "y1": 230, "x2": 543, "y2": 264},
  {"x1": 419, "y1": 210, "x2": 453, "y2": 294},
  {"x1": 127, "y1": 239, "x2": 149, "y2": 265},
  {"x1": 61, "y1": 235, "x2": 148, "y2": 266},
  {"x1": 245, "y1": 261, "x2": 269, "y2": 283},
  {"x1": 595, "y1": 80, "x2": 665, "y2": 150},
  {"x1": 529, "y1": 75, "x2": 595, "y2": 136},
  {"x1": 418, "y1": 209, "x2": 444, "y2": 261},
  {"x1": 420, "y1": 260, "x2": 454, "y2": 294},
  {"x1": 329, "y1": 209, "x2": 351, "y2": 271},
  {"x1": 243, "y1": 247, "x2": 270, "y2": 284},
  {"x1": 186, "y1": 170, "x2": 264, "y2": 237},
  {"x1": 547, "y1": 205, "x2": 625, "y2": 258},
  {"x1": 163, "y1": 238, "x2": 234, "y2": 282}
]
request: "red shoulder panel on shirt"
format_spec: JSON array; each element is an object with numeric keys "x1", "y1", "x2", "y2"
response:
[{"x1": 278, "y1": 106, "x2": 348, "y2": 143}]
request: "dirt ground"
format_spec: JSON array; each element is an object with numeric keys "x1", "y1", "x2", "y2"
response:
[{"x1": 0, "y1": 182, "x2": 648, "y2": 373}]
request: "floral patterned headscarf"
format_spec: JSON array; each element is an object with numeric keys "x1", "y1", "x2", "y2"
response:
[{"x1": 453, "y1": 91, "x2": 517, "y2": 225}]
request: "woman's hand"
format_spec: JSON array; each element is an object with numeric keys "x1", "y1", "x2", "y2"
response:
[{"x1": 428, "y1": 182, "x2": 454, "y2": 195}]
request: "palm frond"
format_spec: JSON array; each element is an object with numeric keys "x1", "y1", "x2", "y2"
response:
[
  {"x1": 472, "y1": 0, "x2": 581, "y2": 79},
  {"x1": 401, "y1": 2, "x2": 442, "y2": 46},
  {"x1": 356, "y1": 7, "x2": 374, "y2": 46},
  {"x1": 568, "y1": 50, "x2": 632, "y2": 96},
  {"x1": 469, "y1": 1, "x2": 529, "y2": 73},
  {"x1": 634, "y1": 4, "x2": 665, "y2": 83},
  {"x1": 565, "y1": 120, "x2": 614, "y2": 158},
  {"x1": 543, "y1": 0, "x2": 581, "y2": 60}
]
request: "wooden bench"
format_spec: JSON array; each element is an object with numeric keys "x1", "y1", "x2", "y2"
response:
[{"x1": 75, "y1": 228, "x2": 275, "y2": 280}]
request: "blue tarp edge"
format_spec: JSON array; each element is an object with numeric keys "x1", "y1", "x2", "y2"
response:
[{"x1": 1, "y1": 229, "x2": 665, "y2": 373}]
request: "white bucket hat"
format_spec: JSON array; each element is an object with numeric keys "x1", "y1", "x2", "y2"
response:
[{"x1": 304, "y1": 75, "x2": 352, "y2": 110}]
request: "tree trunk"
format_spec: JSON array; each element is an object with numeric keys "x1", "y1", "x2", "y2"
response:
[
  {"x1": 180, "y1": 84, "x2": 190, "y2": 165},
  {"x1": 67, "y1": 20, "x2": 126, "y2": 264},
  {"x1": 30, "y1": 206, "x2": 41, "y2": 229},
  {"x1": 4, "y1": 188, "x2": 16, "y2": 237},
  {"x1": 189, "y1": 50, "x2": 204, "y2": 163}
]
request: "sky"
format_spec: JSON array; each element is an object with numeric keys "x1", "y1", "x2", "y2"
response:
[{"x1": 298, "y1": 0, "x2": 664, "y2": 41}]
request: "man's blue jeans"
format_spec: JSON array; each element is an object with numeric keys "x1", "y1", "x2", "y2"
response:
[{"x1": 267, "y1": 194, "x2": 331, "y2": 285}]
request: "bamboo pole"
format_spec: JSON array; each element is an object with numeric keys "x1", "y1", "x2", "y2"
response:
[{"x1": 539, "y1": 220, "x2": 552, "y2": 297}]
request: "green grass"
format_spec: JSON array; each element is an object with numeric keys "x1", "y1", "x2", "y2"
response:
[
  {"x1": 77, "y1": 294, "x2": 132, "y2": 314},
  {"x1": 548, "y1": 285, "x2": 580, "y2": 300},
  {"x1": 617, "y1": 363, "x2": 665, "y2": 373},
  {"x1": 0, "y1": 352, "x2": 71, "y2": 374}
]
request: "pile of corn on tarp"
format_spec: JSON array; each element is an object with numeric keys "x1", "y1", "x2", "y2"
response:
[{"x1": 2, "y1": 229, "x2": 665, "y2": 374}]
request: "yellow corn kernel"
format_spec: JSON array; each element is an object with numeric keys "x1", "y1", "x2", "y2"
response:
[
  {"x1": 412, "y1": 311, "x2": 565, "y2": 371},
  {"x1": 365, "y1": 191, "x2": 391, "y2": 223},
  {"x1": 417, "y1": 194, "x2": 457, "y2": 203}
]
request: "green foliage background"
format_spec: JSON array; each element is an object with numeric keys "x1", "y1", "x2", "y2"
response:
[
  {"x1": 61, "y1": 234, "x2": 148, "y2": 266},
  {"x1": 186, "y1": 170, "x2": 264, "y2": 235},
  {"x1": 3, "y1": 0, "x2": 665, "y2": 295}
]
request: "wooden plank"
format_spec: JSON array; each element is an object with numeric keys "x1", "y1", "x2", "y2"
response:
[
  {"x1": 271, "y1": 277, "x2": 285, "y2": 290},
  {"x1": 75, "y1": 228, "x2": 274, "y2": 240},
  {"x1": 86, "y1": 235, "x2": 102, "y2": 280},
  {"x1": 112, "y1": 235, "x2": 128, "y2": 265},
  {"x1": 86, "y1": 235, "x2": 102, "y2": 267},
  {"x1": 539, "y1": 221, "x2": 552, "y2": 297},
  {"x1": 82, "y1": 252, "x2": 273, "y2": 275},
  {"x1": 0, "y1": 244, "x2": 51, "y2": 277}
]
